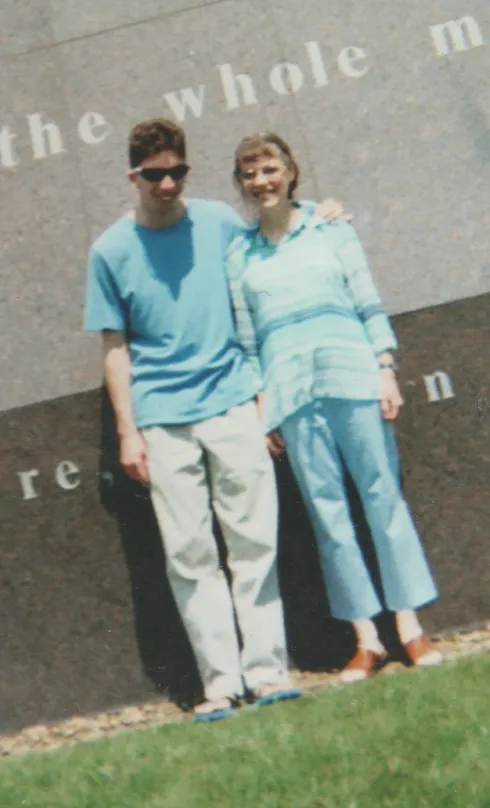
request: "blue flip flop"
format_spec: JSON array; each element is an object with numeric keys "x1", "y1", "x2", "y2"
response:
[
  {"x1": 193, "y1": 706, "x2": 236, "y2": 724},
  {"x1": 193, "y1": 699, "x2": 238, "y2": 724},
  {"x1": 255, "y1": 688, "x2": 303, "y2": 708}
]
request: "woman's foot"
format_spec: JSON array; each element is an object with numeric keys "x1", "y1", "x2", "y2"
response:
[
  {"x1": 344, "y1": 619, "x2": 387, "y2": 683},
  {"x1": 403, "y1": 634, "x2": 443, "y2": 667},
  {"x1": 193, "y1": 697, "x2": 237, "y2": 723},
  {"x1": 339, "y1": 647, "x2": 387, "y2": 683},
  {"x1": 395, "y1": 611, "x2": 444, "y2": 667}
]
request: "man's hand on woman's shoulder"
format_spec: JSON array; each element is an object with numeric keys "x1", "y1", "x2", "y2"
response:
[{"x1": 315, "y1": 198, "x2": 353, "y2": 223}]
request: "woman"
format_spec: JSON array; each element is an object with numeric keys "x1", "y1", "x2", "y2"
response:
[{"x1": 226, "y1": 133, "x2": 442, "y2": 682}]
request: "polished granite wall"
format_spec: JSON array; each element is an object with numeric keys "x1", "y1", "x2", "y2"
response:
[
  {"x1": 1, "y1": 1, "x2": 490, "y2": 730},
  {"x1": 2, "y1": 0, "x2": 490, "y2": 412},
  {"x1": 2, "y1": 294, "x2": 490, "y2": 731}
]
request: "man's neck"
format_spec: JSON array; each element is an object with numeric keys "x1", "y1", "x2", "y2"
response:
[
  {"x1": 134, "y1": 199, "x2": 187, "y2": 230},
  {"x1": 259, "y1": 201, "x2": 300, "y2": 243}
]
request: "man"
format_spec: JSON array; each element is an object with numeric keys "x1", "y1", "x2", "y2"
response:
[{"x1": 84, "y1": 118, "x2": 341, "y2": 722}]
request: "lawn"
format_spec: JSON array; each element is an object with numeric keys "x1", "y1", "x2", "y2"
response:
[{"x1": 2, "y1": 654, "x2": 490, "y2": 808}]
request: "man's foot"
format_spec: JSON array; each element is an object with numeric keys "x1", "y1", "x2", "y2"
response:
[
  {"x1": 402, "y1": 634, "x2": 444, "y2": 667},
  {"x1": 339, "y1": 647, "x2": 387, "y2": 683},
  {"x1": 253, "y1": 684, "x2": 303, "y2": 707},
  {"x1": 193, "y1": 697, "x2": 237, "y2": 723}
]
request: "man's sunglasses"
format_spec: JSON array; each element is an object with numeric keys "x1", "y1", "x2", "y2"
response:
[{"x1": 131, "y1": 164, "x2": 190, "y2": 183}]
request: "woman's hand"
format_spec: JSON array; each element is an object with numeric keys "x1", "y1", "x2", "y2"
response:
[
  {"x1": 256, "y1": 393, "x2": 285, "y2": 456},
  {"x1": 267, "y1": 431, "x2": 285, "y2": 457},
  {"x1": 315, "y1": 198, "x2": 353, "y2": 223},
  {"x1": 380, "y1": 369, "x2": 404, "y2": 420}
]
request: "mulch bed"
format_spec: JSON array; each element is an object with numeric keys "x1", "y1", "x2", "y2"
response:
[{"x1": 2, "y1": 623, "x2": 489, "y2": 760}]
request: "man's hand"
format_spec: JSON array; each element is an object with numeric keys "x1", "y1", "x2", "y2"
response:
[
  {"x1": 267, "y1": 431, "x2": 285, "y2": 457},
  {"x1": 120, "y1": 431, "x2": 150, "y2": 484},
  {"x1": 316, "y1": 198, "x2": 353, "y2": 223},
  {"x1": 380, "y1": 369, "x2": 404, "y2": 421}
]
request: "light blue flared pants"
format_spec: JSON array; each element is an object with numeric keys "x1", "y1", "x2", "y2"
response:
[{"x1": 280, "y1": 398, "x2": 438, "y2": 622}]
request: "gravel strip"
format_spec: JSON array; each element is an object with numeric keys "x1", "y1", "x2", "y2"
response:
[{"x1": 2, "y1": 623, "x2": 490, "y2": 760}]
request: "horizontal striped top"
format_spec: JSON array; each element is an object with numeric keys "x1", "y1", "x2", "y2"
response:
[{"x1": 226, "y1": 210, "x2": 398, "y2": 432}]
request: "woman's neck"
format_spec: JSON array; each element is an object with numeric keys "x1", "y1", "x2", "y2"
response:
[{"x1": 259, "y1": 200, "x2": 300, "y2": 243}]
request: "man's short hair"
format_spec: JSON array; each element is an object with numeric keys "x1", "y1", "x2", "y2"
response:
[{"x1": 128, "y1": 118, "x2": 187, "y2": 168}]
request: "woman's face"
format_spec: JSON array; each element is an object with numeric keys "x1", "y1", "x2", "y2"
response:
[{"x1": 238, "y1": 149, "x2": 294, "y2": 211}]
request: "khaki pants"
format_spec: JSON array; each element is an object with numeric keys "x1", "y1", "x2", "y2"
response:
[{"x1": 143, "y1": 401, "x2": 290, "y2": 701}]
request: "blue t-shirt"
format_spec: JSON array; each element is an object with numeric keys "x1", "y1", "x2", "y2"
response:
[{"x1": 84, "y1": 198, "x2": 258, "y2": 428}]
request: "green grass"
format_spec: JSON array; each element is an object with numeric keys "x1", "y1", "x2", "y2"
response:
[{"x1": 3, "y1": 655, "x2": 490, "y2": 808}]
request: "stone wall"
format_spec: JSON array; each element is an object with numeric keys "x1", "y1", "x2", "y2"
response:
[{"x1": 1, "y1": 1, "x2": 490, "y2": 732}]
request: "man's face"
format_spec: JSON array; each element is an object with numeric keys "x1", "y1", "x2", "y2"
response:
[{"x1": 129, "y1": 150, "x2": 190, "y2": 211}]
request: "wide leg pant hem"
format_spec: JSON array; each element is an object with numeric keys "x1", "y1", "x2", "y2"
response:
[{"x1": 384, "y1": 591, "x2": 439, "y2": 615}]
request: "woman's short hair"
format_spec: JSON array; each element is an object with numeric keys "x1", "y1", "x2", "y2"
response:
[{"x1": 233, "y1": 133, "x2": 300, "y2": 199}]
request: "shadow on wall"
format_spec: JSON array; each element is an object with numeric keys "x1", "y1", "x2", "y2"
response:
[
  {"x1": 98, "y1": 387, "x2": 400, "y2": 705},
  {"x1": 98, "y1": 387, "x2": 201, "y2": 708}
]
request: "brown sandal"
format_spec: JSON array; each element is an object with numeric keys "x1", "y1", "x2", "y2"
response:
[
  {"x1": 403, "y1": 635, "x2": 443, "y2": 667},
  {"x1": 340, "y1": 648, "x2": 386, "y2": 683}
]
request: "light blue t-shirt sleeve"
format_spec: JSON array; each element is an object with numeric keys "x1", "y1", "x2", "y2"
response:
[
  {"x1": 218, "y1": 202, "x2": 247, "y2": 248},
  {"x1": 84, "y1": 247, "x2": 127, "y2": 332}
]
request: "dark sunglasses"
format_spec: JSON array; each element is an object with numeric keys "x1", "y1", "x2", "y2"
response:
[{"x1": 133, "y1": 164, "x2": 190, "y2": 183}]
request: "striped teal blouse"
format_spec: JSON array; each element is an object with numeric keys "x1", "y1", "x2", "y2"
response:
[{"x1": 226, "y1": 210, "x2": 398, "y2": 433}]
